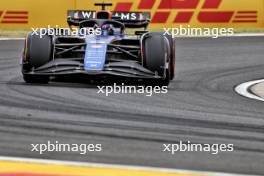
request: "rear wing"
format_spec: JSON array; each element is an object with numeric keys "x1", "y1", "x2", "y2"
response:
[{"x1": 67, "y1": 10, "x2": 151, "y2": 28}]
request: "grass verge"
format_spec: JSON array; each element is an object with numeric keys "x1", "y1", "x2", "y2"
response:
[{"x1": 0, "y1": 29, "x2": 30, "y2": 38}]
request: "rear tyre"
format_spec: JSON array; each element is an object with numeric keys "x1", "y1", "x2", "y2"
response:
[
  {"x1": 142, "y1": 33, "x2": 171, "y2": 86},
  {"x1": 22, "y1": 33, "x2": 52, "y2": 83}
]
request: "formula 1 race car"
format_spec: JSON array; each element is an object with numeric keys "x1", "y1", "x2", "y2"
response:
[{"x1": 22, "y1": 2, "x2": 175, "y2": 86}]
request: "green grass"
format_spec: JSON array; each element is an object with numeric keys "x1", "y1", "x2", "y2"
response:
[
  {"x1": 0, "y1": 29, "x2": 30, "y2": 38},
  {"x1": 234, "y1": 28, "x2": 264, "y2": 33}
]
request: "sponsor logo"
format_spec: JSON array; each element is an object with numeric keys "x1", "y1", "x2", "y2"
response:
[
  {"x1": 0, "y1": 10, "x2": 28, "y2": 24},
  {"x1": 1, "y1": 1, "x2": 257, "y2": 25},
  {"x1": 113, "y1": 0, "x2": 258, "y2": 24},
  {"x1": 69, "y1": 11, "x2": 150, "y2": 21}
]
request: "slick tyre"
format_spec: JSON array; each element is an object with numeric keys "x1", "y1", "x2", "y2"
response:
[
  {"x1": 142, "y1": 33, "x2": 171, "y2": 86},
  {"x1": 22, "y1": 33, "x2": 52, "y2": 83}
]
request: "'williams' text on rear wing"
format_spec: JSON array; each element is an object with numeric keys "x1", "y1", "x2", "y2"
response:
[{"x1": 67, "y1": 10, "x2": 151, "y2": 28}]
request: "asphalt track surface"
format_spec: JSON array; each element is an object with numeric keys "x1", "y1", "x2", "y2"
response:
[{"x1": 0, "y1": 37, "x2": 264, "y2": 175}]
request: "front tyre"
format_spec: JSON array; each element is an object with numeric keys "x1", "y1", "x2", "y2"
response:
[
  {"x1": 142, "y1": 33, "x2": 171, "y2": 86},
  {"x1": 22, "y1": 33, "x2": 52, "y2": 84}
]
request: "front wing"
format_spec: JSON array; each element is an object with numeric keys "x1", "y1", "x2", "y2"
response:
[{"x1": 24, "y1": 59, "x2": 161, "y2": 79}]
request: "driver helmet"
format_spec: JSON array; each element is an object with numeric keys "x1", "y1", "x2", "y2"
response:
[{"x1": 101, "y1": 24, "x2": 114, "y2": 36}]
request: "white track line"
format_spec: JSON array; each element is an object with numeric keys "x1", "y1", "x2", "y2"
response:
[
  {"x1": 0, "y1": 38, "x2": 24, "y2": 40},
  {"x1": 174, "y1": 33, "x2": 264, "y2": 38},
  {"x1": 0, "y1": 156, "x2": 258, "y2": 176},
  {"x1": 231, "y1": 33, "x2": 264, "y2": 37},
  {"x1": 1, "y1": 33, "x2": 264, "y2": 41},
  {"x1": 235, "y1": 79, "x2": 264, "y2": 102}
]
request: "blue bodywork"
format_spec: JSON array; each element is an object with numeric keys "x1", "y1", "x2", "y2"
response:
[
  {"x1": 84, "y1": 24, "x2": 123, "y2": 71},
  {"x1": 84, "y1": 35, "x2": 116, "y2": 71}
]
